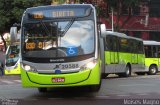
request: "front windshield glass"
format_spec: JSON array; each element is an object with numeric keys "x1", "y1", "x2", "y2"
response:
[
  {"x1": 23, "y1": 20, "x2": 95, "y2": 58},
  {"x1": 6, "y1": 45, "x2": 20, "y2": 66}
]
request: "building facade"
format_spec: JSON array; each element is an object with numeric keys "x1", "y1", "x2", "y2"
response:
[
  {"x1": 125, "y1": 0, "x2": 160, "y2": 41},
  {"x1": 104, "y1": 0, "x2": 160, "y2": 41},
  {"x1": 82, "y1": 0, "x2": 160, "y2": 41}
]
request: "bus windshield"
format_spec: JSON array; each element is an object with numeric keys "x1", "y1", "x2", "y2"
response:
[
  {"x1": 22, "y1": 20, "x2": 95, "y2": 58},
  {"x1": 6, "y1": 45, "x2": 20, "y2": 66}
]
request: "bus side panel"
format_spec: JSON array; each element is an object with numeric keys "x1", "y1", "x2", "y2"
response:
[
  {"x1": 118, "y1": 52, "x2": 131, "y2": 64},
  {"x1": 145, "y1": 58, "x2": 158, "y2": 71},
  {"x1": 138, "y1": 54, "x2": 145, "y2": 66},
  {"x1": 104, "y1": 51, "x2": 131, "y2": 73},
  {"x1": 104, "y1": 51, "x2": 115, "y2": 73},
  {"x1": 117, "y1": 52, "x2": 131, "y2": 73},
  {"x1": 104, "y1": 51, "x2": 111, "y2": 64},
  {"x1": 131, "y1": 53, "x2": 138, "y2": 64},
  {"x1": 138, "y1": 53, "x2": 145, "y2": 70}
]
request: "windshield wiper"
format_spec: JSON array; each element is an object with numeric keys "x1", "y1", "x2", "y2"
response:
[{"x1": 59, "y1": 18, "x2": 75, "y2": 37}]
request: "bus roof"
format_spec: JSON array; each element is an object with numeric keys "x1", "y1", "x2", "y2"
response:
[
  {"x1": 129, "y1": 36, "x2": 143, "y2": 41},
  {"x1": 103, "y1": 31, "x2": 129, "y2": 38},
  {"x1": 26, "y1": 4, "x2": 94, "y2": 11},
  {"x1": 143, "y1": 40, "x2": 160, "y2": 45},
  {"x1": 103, "y1": 31, "x2": 143, "y2": 41},
  {"x1": 23, "y1": 4, "x2": 95, "y2": 20}
]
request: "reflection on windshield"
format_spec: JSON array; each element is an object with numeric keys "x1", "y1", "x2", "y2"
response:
[
  {"x1": 6, "y1": 45, "x2": 20, "y2": 66},
  {"x1": 23, "y1": 20, "x2": 94, "y2": 58}
]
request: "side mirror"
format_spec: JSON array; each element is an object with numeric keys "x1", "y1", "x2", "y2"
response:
[
  {"x1": 100, "y1": 24, "x2": 106, "y2": 37},
  {"x1": 10, "y1": 27, "x2": 18, "y2": 45}
]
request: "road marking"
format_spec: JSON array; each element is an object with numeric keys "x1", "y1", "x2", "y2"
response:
[
  {"x1": 95, "y1": 96, "x2": 111, "y2": 99},
  {"x1": 137, "y1": 93, "x2": 149, "y2": 96},
  {"x1": 0, "y1": 80, "x2": 14, "y2": 84},
  {"x1": 119, "y1": 84, "x2": 154, "y2": 87},
  {"x1": 13, "y1": 80, "x2": 21, "y2": 83},
  {"x1": 116, "y1": 94, "x2": 131, "y2": 97},
  {"x1": 0, "y1": 79, "x2": 21, "y2": 84}
]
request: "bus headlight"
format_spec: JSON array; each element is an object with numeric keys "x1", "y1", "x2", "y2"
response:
[
  {"x1": 81, "y1": 60, "x2": 97, "y2": 70},
  {"x1": 21, "y1": 63, "x2": 37, "y2": 73},
  {"x1": 24, "y1": 65, "x2": 31, "y2": 71}
]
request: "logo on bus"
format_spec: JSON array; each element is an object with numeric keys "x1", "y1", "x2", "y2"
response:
[{"x1": 66, "y1": 46, "x2": 78, "y2": 56}]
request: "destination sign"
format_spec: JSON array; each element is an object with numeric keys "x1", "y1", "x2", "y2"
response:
[{"x1": 28, "y1": 6, "x2": 92, "y2": 19}]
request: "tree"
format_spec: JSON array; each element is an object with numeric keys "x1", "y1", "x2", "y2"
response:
[
  {"x1": 0, "y1": 0, "x2": 52, "y2": 51},
  {"x1": 104, "y1": 0, "x2": 140, "y2": 32},
  {"x1": 81, "y1": 0, "x2": 140, "y2": 32}
]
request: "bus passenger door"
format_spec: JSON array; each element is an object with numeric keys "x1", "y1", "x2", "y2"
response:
[
  {"x1": 131, "y1": 54, "x2": 137, "y2": 64},
  {"x1": 110, "y1": 36, "x2": 119, "y2": 64},
  {"x1": 131, "y1": 41, "x2": 138, "y2": 64},
  {"x1": 104, "y1": 35, "x2": 119, "y2": 73}
]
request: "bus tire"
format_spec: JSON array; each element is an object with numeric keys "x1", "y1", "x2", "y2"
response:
[
  {"x1": 89, "y1": 79, "x2": 101, "y2": 92},
  {"x1": 101, "y1": 73, "x2": 109, "y2": 79},
  {"x1": 38, "y1": 88, "x2": 47, "y2": 93},
  {"x1": 118, "y1": 65, "x2": 131, "y2": 77},
  {"x1": 147, "y1": 65, "x2": 157, "y2": 75},
  {"x1": 89, "y1": 84, "x2": 101, "y2": 92}
]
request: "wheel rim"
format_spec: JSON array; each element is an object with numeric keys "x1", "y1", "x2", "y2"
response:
[
  {"x1": 126, "y1": 66, "x2": 130, "y2": 75},
  {"x1": 150, "y1": 68, "x2": 156, "y2": 74}
]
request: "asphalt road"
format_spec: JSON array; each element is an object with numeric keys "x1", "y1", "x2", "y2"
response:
[{"x1": 0, "y1": 74, "x2": 160, "y2": 105}]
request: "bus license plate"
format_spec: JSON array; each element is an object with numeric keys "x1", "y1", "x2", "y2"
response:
[{"x1": 52, "y1": 77, "x2": 65, "y2": 83}]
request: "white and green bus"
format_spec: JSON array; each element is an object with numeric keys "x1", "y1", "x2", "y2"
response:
[
  {"x1": 10, "y1": 4, "x2": 146, "y2": 92},
  {"x1": 143, "y1": 40, "x2": 160, "y2": 75},
  {"x1": 100, "y1": 31, "x2": 145, "y2": 77},
  {"x1": 5, "y1": 44, "x2": 20, "y2": 75},
  {"x1": 10, "y1": 4, "x2": 104, "y2": 92}
]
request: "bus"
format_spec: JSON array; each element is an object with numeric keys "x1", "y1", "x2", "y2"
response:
[
  {"x1": 10, "y1": 4, "x2": 104, "y2": 92},
  {"x1": 101, "y1": 31, "x2": 145, "y2": 77},
  {"x1": 143, "y1": 40, "x2": 160, "y2": 75},
  {"x1": 9, "y1": 4, "x2": 146, "y2": 92},
  {"x1": 4, "y1": 44, "x2": 21, "y2": 74}
]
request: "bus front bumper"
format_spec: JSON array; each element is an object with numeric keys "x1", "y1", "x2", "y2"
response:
[
  {"x1": 5, "y1": 65, "x2": 21, "y2": 75},
  {"x1": 21, "y1": 65, "x2": 100, "y2": 88}
]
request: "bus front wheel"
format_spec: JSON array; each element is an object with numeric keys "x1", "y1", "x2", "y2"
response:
[
  {"x1": 38, "y1": 88, "x2": 47, "y2": 93},
  {"x1": 89, "y1": 79, "x2": 101, "y2": 92},
  {"x1": 89, "y1": 84, "x2": 101, "y2": 92},
  {"x1": 147, "y1": 65, "x2": 157, "y2": 75}
]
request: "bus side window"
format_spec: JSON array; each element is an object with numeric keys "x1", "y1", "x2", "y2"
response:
[
  {"x1": 110, "y1": 36, "x2": 118, "y2": 52},
  {"x1": 152, "y1": 46, "x2": 157, "y2": 58},
  {"x1": 119, "y1": 38, "x2": 128, "y2": 52},
  {"x1": 158, "y1": 47, "x2": 160, "y2": 58},
  {"x1": 138, "y1": 41, "x2": 144, "y2": 54},
  {"x1": 144, "y1": 45, "x2": 152, "y2": 57},
  {"x1": 105, "y1": 36, "x2": 111, "y2": 51}
]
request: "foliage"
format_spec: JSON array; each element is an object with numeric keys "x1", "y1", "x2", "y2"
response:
[
  {"x1": 82, "y1": 0, "x2": 140, "y2": 32},
  {"x1": 0, "y1": 0, "x2": 52, "y2": 51},
  {"x1": 103, "y1": 0, "x2": 140, "y2": 31},
  {"x1": 0, "y1": 0, "x2": 52, "y2": 34}
]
